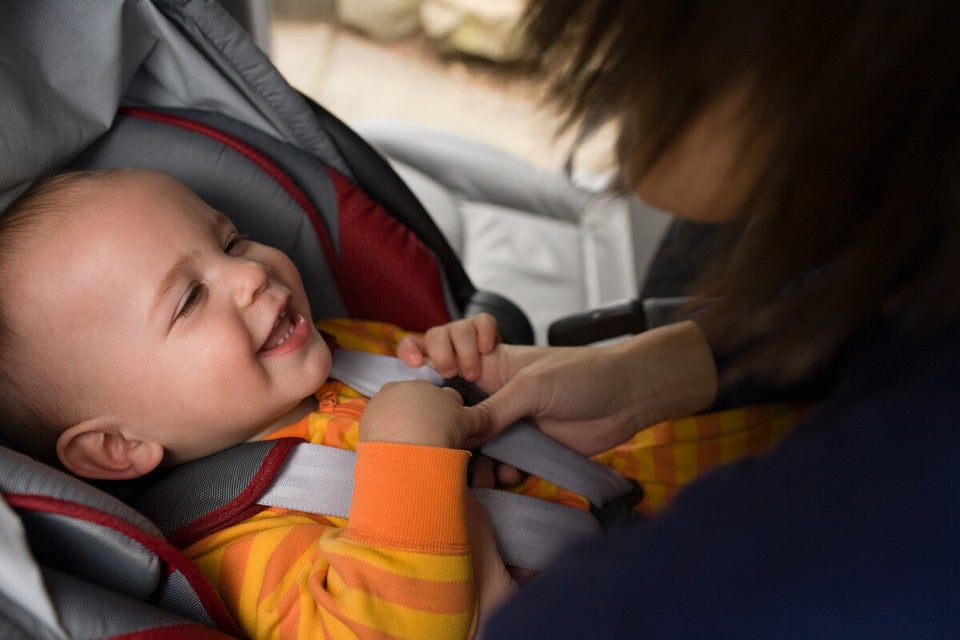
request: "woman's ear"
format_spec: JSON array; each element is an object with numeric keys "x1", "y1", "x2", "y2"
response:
[{"x1": 56, "y1": 417, "x2": 164, "y2": 480}]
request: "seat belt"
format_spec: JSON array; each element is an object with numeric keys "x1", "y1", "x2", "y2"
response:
[
  {"x1": 256, "y1": 349, "x2": 642, "y2": 570},
  {"x1": 257, "y1": 442, "x2": 604, "y2": 570},
  {"x1": 328, "y1": 350, "x2": 638, "y2": 507}
]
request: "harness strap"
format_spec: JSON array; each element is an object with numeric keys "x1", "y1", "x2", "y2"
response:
[
  {"x1": 257, "y1": 444, "x2": 356, "y2": 516},
  {"x1": 329, "y1": 350, "x2": 638, "y2": 508},
  {"x1": 257, "y1": 443, "x2": 602, "y2": 570},
  {"x1": 329, "y1": 348, "x2": 445, "y2": 394},
  {"x1": 480, "y1": 421, "x2": 634, "y2": 508}
]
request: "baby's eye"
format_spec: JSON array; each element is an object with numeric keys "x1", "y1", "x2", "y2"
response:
[
  {"x1": 175, "y1": 283, "x2": 204, "y2": 321},
  {"x1": 224, "y1": 232, "x2": 250, "y2": 255}
]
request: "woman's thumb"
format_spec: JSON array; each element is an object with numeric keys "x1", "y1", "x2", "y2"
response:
[{"x1": 469, "y1": 382, "x2": 534, "y2": 444}]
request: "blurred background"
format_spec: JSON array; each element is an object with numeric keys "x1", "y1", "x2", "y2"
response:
[{"x1": 223, "y1": 0, "x2": 617, "y2": 176}]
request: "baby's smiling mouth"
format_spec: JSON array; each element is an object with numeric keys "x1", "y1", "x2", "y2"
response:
[{"x1": 259, "y1": 307, "x2": 296, "y2": 353}]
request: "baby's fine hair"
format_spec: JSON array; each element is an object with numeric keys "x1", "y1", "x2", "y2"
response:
[{"x1": 0, "y1": 170, "x2": 114, "y2": 462}]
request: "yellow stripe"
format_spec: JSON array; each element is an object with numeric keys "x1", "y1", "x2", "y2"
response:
[
  {"x1": 718, "y1": 409, "x2": 749, "y2": 461},
  {"x1": 672, "y1": 438, "x2": 700, "y2": 485},
  {"x1": 672, "y1": 415, "x2": 700, "y2": 442},
  {"x1": 313, "y1": 584, "x2": 473, "y2": 640},
  {"x1": 327, "y1": 534, "x2": 471, "y2": 582}
]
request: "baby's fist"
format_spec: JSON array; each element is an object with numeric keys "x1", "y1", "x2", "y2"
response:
[{"x1": 360, "y1": 380, "x2": 490, "y2": 449}]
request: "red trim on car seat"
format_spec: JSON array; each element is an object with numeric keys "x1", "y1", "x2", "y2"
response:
[
  {"x1": 325, "y1": 167, "x2": 451, "y2": 331},
  {"x1": 3, "y1": 493, "x2": 244, "y2": 638},
  {"x1": 105, "y1": 622, "x2": 240, "y2": 639},
  {"x1": 163, "y1": 438, "x2": 302, "y2": 548},
  {"x1": 118, "y1": 107, "x2": 340, "y2": 277}
]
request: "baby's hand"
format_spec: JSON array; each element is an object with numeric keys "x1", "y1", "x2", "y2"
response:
[
  {"x1": 360, "y1": 380, "x2": 493, "y2": 449},
  {"x1": 396, "y1": 313, "x2": 500, "y2": 381}
]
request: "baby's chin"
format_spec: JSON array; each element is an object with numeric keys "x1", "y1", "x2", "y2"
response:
[
  {"x1": 306, "y1": 324, "x2": 334, "y2": 378},
  {"x1": 256, "y1": 394, "x2": 322, "y2": 440}
]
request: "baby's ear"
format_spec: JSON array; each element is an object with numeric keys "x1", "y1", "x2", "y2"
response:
[{"x1": 56, "y1": 417, "x2": 164, "y2": 480}]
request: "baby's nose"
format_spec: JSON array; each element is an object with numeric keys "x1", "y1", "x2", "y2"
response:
[{"x1": 233, "y1": 260, "x2": 271, "y2": 305}]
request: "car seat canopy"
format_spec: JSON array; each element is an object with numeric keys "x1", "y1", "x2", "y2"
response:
[{"x1": 0, "y1": 0, "x2": 349, "y2": 212}]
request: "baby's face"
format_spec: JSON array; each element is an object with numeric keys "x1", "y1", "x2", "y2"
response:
[{"x1": 8, "y1": 169, "x2": 332, "y2": 465}]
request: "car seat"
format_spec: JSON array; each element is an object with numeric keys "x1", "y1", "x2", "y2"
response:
[{"x1": 0, "y1": 0, "x2": 534, "y2": 636}]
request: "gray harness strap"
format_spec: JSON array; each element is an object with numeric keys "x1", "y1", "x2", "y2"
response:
[
  {"x1": 255, "y1": 349, "x2": 640, "y2": 570},
  {"x1": 328, "y1": 350, "x2": 636, "y2": 505},
  {"x1": 257, "y1": 442, "x2": 603, "y2": 570}
]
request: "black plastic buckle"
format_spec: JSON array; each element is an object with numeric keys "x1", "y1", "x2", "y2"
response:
[
  {"x1": 590, "y1": 480, "x2": 645, "y2": 528},
  {"x1": 442, "y1": 376, "x2": 488, "y2": 406}
]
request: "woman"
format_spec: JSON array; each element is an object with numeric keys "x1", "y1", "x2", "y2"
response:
[{"x1": 478, "y1": 1, "x2": 960, "y2": 637}]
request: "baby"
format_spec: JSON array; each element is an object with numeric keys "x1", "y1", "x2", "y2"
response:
[{"x1": 0, "y1": 168, "x2": 513, "y2": 638}]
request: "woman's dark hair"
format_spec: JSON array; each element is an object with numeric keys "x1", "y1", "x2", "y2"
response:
[{"x1": 522, "y1": 0, "x2": 960, "y2": 383}]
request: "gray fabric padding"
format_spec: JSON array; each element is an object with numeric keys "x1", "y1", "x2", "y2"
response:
[
  {"x1": 358, "y1": 121, "x2": 594, "y2": 223},
  {"x1": 1, "y1": 446, "x2": 229, "y2": 630},
  {"x1": 0, "y1": 448, "x2": 161, "y2": 537},
  {"x1": 134, "y1": 441, "x2": 277, "y2": 538},
  {"x1": 170, "y1": 108, "x2": 344, "y2": 252},
  {"x1": 154, "y1": 569, "x2": 222, "y2": 630},
  {"x1": 42, "y1": 568, "x2": 204, "y2": 640},
  {"x1": 0, "y1": 588, "x2": 65, "y2": 640},
  {"x1": 0, "y1": 495, "x2": 67, "y2": 639},
  {"x1": 0, "y1": 0, "x2": 348, "y2": 212},
  {"x1": 0, "y1": 1, "x2": 155, "y2": 209},
  {"x1": 0, "y1": 552, "x2": 227, "y2": 640},
  {"x1": 0, "y1": 449, "x2": 164, "y2": 601},
  {"x1": 18, "y1": 512, "x2": 161, "y2": 601},
  {"x1": 149, "y1": 0, "x2": 349, "y2": 174}
]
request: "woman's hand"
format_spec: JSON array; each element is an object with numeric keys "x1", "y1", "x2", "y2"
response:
[{"x1": 474, "y1": 320, "x2": 719, "y2": 455}]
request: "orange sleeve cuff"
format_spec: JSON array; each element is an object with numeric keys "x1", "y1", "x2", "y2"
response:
[{"x1": 346, "y1": 441, "x2": 471, "y2": 555}]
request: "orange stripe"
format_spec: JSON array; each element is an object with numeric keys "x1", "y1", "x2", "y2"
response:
[
  {"x1": 218, "y1": 534, "x2": 255, "y2": 607},
  {"x1": 276, "y1": 579, "x2": 303, "y2": 640},
  {"x1": 696, "y1": 431, "x2": 723, "y2": 479},
  {"x1": 745, "y1": 407, "x2": 774, "y2": 455},
  {"x1": 651, "y1": 440, "x2": 677, "y2": 486},
  {"x1": 647, "y1": 419, "x2": 677, "y2": 445},
  {"x1": 261, "y1": 523, "x2": 326, "y2": 597}
]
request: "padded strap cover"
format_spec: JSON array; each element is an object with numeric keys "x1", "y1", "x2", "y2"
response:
[{"x1": 0, "y1": 447, "x2": 242, "y2": 636}]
